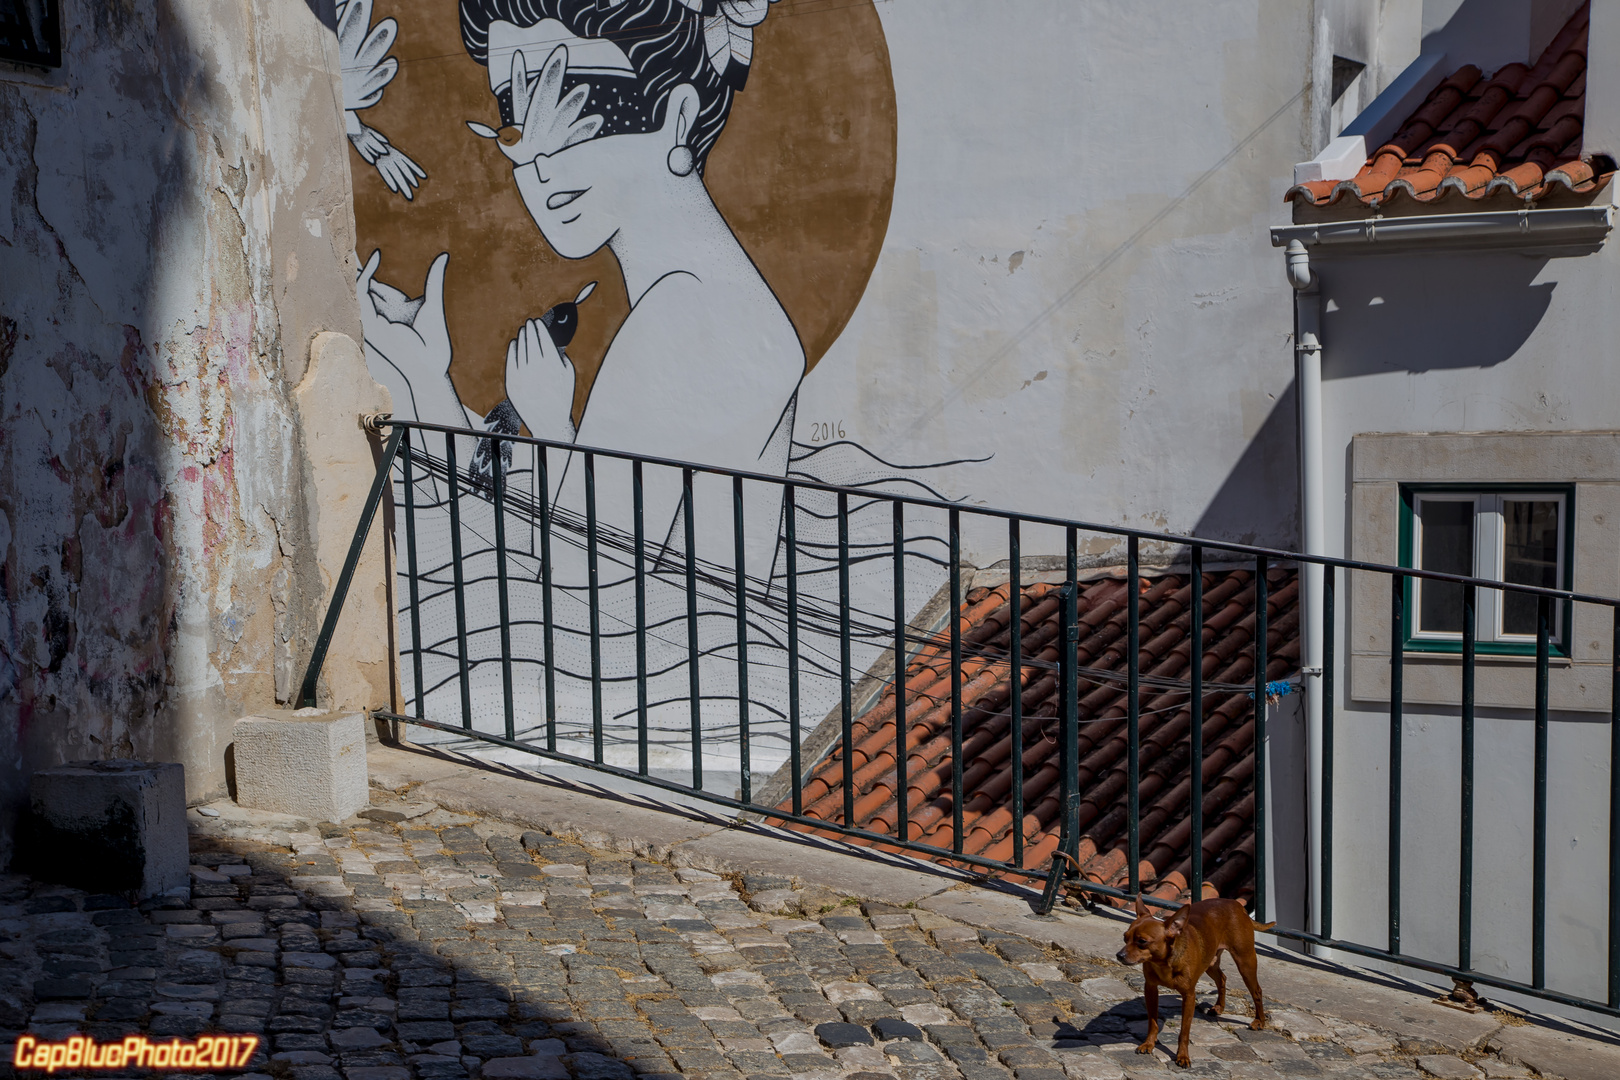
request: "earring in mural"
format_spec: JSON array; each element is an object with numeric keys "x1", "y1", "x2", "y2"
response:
[{"x1": 668, "y1": 114, "x2": 695, "y2": 177}]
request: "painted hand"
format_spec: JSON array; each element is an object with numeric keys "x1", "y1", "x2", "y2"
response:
[
  {"x1": 337, "y1": 0, "x2": 424, "y2": 198},
  {"x1": 467, "y1": 45, "x2": 603, "y2": 165},
  {"x1": 346, "y1": 113, "x2": 426, "y2": 199},
  {"x1": 358, "y1": 249, "x2": 451, "y2": 385},
  {"x1": 337, "y1": 0, "x2": 398, "y2": 112},
  {"x1": 505, "y1": 316, "x2": 576, "y2": 443}
]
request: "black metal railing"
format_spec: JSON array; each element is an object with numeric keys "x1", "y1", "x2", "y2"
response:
[{"x1": 300, "y1": 417, "x2": 1620, "y2": 1020}]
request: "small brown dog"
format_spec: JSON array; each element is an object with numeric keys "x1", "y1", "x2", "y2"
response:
[{"x1": 1115, "y1": 896, "x2": 1275, "y2": 1068}]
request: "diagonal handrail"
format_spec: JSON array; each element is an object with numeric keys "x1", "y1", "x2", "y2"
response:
[{"x1": 297, "y1": 423, "x2": 404, "y2": 709}]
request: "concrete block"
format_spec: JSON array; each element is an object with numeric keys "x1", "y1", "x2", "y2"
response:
[
  {"x1": 16, "y1": 760, "x2": 188, "y2": 898},
  {"x1": 233, "y1": 710, "x2": 368, "y2": 822}
]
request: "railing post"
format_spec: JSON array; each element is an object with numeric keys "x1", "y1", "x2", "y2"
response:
[
  {"x1": 401, "y1": 429, "x2": 425, "y2": 719},
  {"x1": 446, "y1": 433, "x2": 473, "y2": 729},
  {"x1": 634, "y1": 460, "x2": 649, "y2": 776},
  {"x1": 893, "y1": 500, "x2": 908, "y2": 841},
  {"x1": 1037, "y1": 530, "x2": 1082, "y2": 916},
  {"x1": 586, "y1": 452, "x2": 603, "y2": 763},
  {"x1": 1321, "y1": 563, "x2": 1335, "y2": 941},
  {"x1": 1460, "y1": 583, "x2": 1476, "y2": 973},
  {"x1": 1128, "y1": 535, "x2": 1141, "y2": 896},
  {"x1": 1065, "y1": 526, "x2": 1080, "y2": 863},
  {"x1": 1253, "y1": 555, "x2": 1268, "y2": 922},
  {"x1": 684, "y1": 467, "x2": 702, "y2": 790},
  {"x1": 839, "y1": 491, "x2": 853, "y2": 828},
  {"x1": 786, "y1": 484, "x2": 802, "y2": 817},
  {"x1": 1533, "y1": 593, "x2": 1551, "y2": 990},
  {"x1": 735, "y1": 476, "x2": 752, "y2": 804},
  {"x1": 950, "y1": 508, "x2": 964, "y2": 855},
  {"x1": 1190, "y1": 545, "x2": 1204, "y2": 901},
  {"x1": 538, "y1": 445, "x2": 556, "y2": 751},
  {"x1": 492, "y1": 436, "x2": 515, "y2": 743},
  {"x1": 1010, "y1": 519, "x2": 1024, "y2": 868},
  {"x1": 1390, "y1": 572, "x2": 1404, "y2": 956}
]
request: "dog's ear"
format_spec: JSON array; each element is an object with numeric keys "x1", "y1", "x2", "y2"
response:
[
  {"x1": 1163, "y1": 905, "x2": 1192, "y2": 941},
  {"x1": 1133, "y1": 894, "x2": 1148, "y2": 918}
]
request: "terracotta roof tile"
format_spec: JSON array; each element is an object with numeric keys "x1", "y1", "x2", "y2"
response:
[
  {"x1": 778, "y1": 567, "x2": 1301, "y2": 908},
  {"x1": 1288, "y1": 4, "x2": 1613, "y2": 213}
]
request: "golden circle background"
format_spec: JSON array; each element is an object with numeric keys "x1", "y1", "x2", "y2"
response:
[{"x1": 354, "y1": 0, "x2": 898, "y2": 424}]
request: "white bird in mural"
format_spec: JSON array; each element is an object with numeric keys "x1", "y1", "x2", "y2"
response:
[{"x1": 336, "y1": 0, "x2": 426, "y2": 199}]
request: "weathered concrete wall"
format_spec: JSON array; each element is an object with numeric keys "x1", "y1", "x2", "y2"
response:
[{"x1": 0, "y1": 1, "x2": 392, "y2": 859}]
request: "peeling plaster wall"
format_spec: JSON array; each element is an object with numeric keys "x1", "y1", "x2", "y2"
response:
[{"x1": 0, "y1": 1, "x2": 391, "y2": 859}]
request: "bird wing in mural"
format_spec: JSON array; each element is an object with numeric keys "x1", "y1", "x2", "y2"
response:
[{"x1": 337, "y1": 0, "x2": 426, "y2": 200}]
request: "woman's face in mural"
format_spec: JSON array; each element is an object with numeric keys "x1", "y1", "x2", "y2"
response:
[{"x1": 474, "y1": 22, "x2": 701, "y2": 260}]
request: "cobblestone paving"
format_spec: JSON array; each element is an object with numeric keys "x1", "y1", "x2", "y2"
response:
[{"x1": 0, "y1": 791, "x2": 1538, "y2": 1080}]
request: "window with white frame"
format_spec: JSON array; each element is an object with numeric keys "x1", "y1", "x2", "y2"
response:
[{"x1": 1402, "y1": 487, "x2": 1571, "y2": 653}]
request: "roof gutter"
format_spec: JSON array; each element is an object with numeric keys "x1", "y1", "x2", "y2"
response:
[{"x1": 1271, "y1": 205, "x2": 1613, "y2": 254}]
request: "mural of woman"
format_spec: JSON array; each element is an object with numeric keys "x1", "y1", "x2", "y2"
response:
[
  {"x1": 361, "y1": 0, "x2": 803, "y2": 576},
  {"x1": 350, "y1": 0, "x2": 932, "y2": 789}
]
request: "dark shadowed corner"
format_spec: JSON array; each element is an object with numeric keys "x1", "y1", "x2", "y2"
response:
[{"x1": 1191, "y1": 381, "x2": 1299, "y2": 551}]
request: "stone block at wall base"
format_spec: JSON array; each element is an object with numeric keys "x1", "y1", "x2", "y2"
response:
[
  {"x1": 232, "y1": 710, "x2": 368, "y2": 822},
  {"x1": 13, "y1": 761, "x2": 189, "y2": 899}
]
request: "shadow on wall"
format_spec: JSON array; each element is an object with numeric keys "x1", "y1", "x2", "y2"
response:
[
  {"x1": 1189, "y1": 249, "x2": 1558, "y2": 554},
  {"x1": 304, "y1": 0, "x2": 339, "y2": 33},
  {"x1": 1321, "y1": 253, "x2": 1555, "y2": 378},
  {"x1": 1190, "y1": 381, "x2": 1300, "y2": 550},
  {"x1": 0, "y1": 8, "x2": 206, "y2": 859}
]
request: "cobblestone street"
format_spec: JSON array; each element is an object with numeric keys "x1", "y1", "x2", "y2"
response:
[{"x1": 0, "y1": 787, "x2": 1565, "y2": 1080}]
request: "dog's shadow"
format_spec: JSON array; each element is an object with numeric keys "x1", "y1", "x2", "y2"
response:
[{"x1": 1052, "y1": 997, "x2": 1253, "y2": 1047}]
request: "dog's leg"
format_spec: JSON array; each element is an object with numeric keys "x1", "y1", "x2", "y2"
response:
[
  {"x1": 1205, "y1": 956, "x2": 1226, "y2": 1015},
  {"x1": 1234, "y1": 948, "x2": 1266, "y2": 1030},
  {"x1": 1136, "y1": 978, "x2": 1159, "y2": 1055},
  {"x1": 1175, "y1": 988, "x2": 1196, "y2": 1068}
]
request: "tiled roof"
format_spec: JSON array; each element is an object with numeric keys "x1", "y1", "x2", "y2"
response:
[
  {"x1": 780, "y1": 567, "x2": 1300, "y2": 908},
  {"x1": 1288, "y1": 4, "x2": 1613, "y2": 212}
]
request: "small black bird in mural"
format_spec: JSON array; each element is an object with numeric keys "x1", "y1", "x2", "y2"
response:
[{"x1": 470, "y1": 282, "x2": 597, "y2": 490}]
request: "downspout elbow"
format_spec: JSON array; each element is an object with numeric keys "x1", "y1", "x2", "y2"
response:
[{"x1": 1285, "y1": 239, "x2": 1315, "y2": 292}]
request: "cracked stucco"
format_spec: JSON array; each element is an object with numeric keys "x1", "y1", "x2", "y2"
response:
[{"x1": 0, "y1": 0, "x2": 390, "y2": 859}]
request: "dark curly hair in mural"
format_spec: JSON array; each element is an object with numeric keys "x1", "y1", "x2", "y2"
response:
[{"x1": 459, "y1": 0, "x2": 744, "y2": 173}]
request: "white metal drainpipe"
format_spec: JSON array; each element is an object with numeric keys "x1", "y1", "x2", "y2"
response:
[{"x1": 1286, "y1": 240, "x2": 1326, "y2": 948}]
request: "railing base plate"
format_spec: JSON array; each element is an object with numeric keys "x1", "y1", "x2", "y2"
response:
[{"x1": 1433, "y1": 979, "x2": 1486, "y2": 1013}]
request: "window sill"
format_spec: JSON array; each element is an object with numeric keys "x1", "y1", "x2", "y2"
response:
[
  {"x1": 1402, "y1": 641, "x2": 1572, "y2": 662},
  {"x1": 1350, "y1": 651, "x2": 1606, "y2": 711}
]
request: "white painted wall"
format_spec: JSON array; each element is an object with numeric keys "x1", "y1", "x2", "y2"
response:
[
  {"x1": 1311, "y1": 240, "x2": 1620, "y2": 1005},
  {"x1": 804, "y1": 0, "x2": 1314, "y2": 567}
]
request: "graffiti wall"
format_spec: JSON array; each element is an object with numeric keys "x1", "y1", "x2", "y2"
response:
[{"x1": 341, "y1": 0, "x2": 1314, "y2": 789}]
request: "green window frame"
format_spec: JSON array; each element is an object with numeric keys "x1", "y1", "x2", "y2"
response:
[{"x1": 1397, "y1": 483, "x2": 1574, "y2": 658}]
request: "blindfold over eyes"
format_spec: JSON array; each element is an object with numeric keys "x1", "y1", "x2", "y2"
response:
[{"x1": 496, "y1": 74, "x2": 661, "y2": 140}]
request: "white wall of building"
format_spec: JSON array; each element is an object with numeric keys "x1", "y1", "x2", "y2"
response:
[
  {"x1": 813, "y1": 0, "x2": 1314, "y2": 564},
  {"x1": 1310, "y1": 239, "x2": 1620, "y2": 1006}
]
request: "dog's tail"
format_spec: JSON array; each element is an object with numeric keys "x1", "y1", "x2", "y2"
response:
[{"x1": 1252, "y1": 919, "x2": 1277, "y2": 932}]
